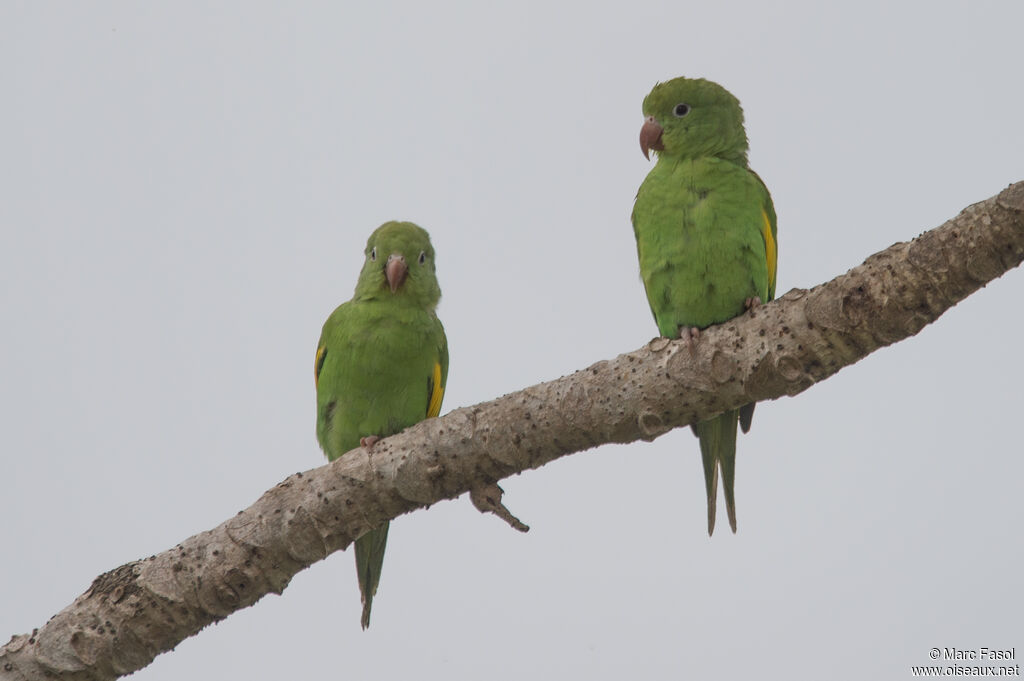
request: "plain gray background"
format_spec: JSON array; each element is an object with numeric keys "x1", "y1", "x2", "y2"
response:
[{"x1": 3, "y1": 2, "x2": 1022, "y2": 679}]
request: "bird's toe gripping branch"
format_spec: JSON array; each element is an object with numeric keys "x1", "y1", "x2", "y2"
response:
[
  {"x1": 678, "y1": 325, "x2": 701, "y2": 355},
  {"x1": 470, "y1": 482, "x2": 530, "y2": 533}
]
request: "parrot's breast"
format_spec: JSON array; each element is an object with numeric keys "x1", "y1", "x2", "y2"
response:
[
  {"x1": 633, "y1": 157, "x2": 770, "y2": 337},
  {"x1": 316, "y1": 302, "x2": 445, "y2": 458}
]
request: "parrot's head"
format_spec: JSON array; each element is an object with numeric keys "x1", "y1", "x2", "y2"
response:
[
  {"x1": 354, "y1": 221, "x2": 441, "y2": 308},
  {"x1": 639, "y1": 76, "x2": 749, "y2": 165}
]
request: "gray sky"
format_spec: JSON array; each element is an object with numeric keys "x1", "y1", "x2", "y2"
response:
[{"x1": 3, "y1": 2, "x2": 1022, "y2": 679}]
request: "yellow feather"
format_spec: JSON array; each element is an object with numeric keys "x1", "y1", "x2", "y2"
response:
[
  {"x1": 314, "y1": 346, "x2": 326, "y2": 388},
  {"x1": 427, "y1": 362, "x2": 444, "y2": 418},
  {"x1": 761, "y1": 209, "x2": 777, "y2": 295}
]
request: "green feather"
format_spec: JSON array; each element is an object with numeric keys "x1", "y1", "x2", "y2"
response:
[
  {"x1": 632, "y1": 77, "x2": 777, "y2": 535},
  {"x1": 315, "y1": 221, "x2": 448, "y2": 628}
]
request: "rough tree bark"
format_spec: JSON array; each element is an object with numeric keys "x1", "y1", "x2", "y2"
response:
[{"x1": 3, "y1": 182, "x2": 1023, "y2": 681}]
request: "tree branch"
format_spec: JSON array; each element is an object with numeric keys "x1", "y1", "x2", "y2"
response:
[{"x1": 3, "y1": 182, "x2": 1023, "y2": 681}]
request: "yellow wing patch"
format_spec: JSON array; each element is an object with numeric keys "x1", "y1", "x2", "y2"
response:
[
  {"x1": 761, "y1": 209, "x2": 777, "y2": 296},
  {"x1": 427, "y1": 362, "x2": 444, "y2": 418},
  {"x1": 314, "y1": 346, "x2": 327, "y2": 389}
]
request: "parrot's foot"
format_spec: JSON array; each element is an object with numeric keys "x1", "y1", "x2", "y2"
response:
[
  {"x1": 359, "y1": 435, "x2": 380, "y2": 449},
  {"x1": 744, "y1": 296, "x2": 762, "y2": 311},
  {"x1": 679, "y1": 326, "x2": 700, "y2": 354},
  {"x1": 470, "y1": 481, "x2": 530, "y2": 533}
]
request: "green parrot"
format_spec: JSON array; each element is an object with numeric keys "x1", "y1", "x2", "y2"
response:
[
  {"x1": 314, "y1": 220, "x2": 448, "y2": 628},
  {"x1": 632, "y1": 77, "x2": 777, "y2": 535}
]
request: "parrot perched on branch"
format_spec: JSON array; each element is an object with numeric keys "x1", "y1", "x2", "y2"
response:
[
  {"x1": 314, "y1": 221, "x2": 448, "y2": 628},
  {"x1": 632, "y1": 76, "x2": 777, "y2": 535}
]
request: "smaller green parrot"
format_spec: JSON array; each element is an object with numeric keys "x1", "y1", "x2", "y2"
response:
[
  {"x1": 632, "y1": 77, "x2": 777, "y2": 535},
  {"x1": 314, "y1": 221, "x2": 448, "y2": 629}
]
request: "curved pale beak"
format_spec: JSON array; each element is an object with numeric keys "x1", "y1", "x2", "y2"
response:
[
  {"x1": 385, "y1": 254, "x2": 408, "y2": 292},
  {"x1": 639, "y1": 115, "x2": 664, "y2": 160}
]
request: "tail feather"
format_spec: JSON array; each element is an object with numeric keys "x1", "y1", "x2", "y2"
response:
[
  {"x1": 692, "y1": 410, "x2": 739, "y2": 535},
  {"x1": 719, "y1": 427, "x2": 738, "y2": 534},
  {"x1": 739, "y1": 403, "x2": 756, "y2": 434},
  {"x1": 354, "y1": 522, "x2": 390, "y2": 629},
  {"x1": 699, "y1": 431, "x2": 719, "y2": 535}
]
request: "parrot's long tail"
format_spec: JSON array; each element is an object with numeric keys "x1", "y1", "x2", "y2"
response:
[
  {"x1": 354, "y1": 522, "x2": 390, "y2": 629},
  {"x1": 691, "y1": 410, "x2": 739, "y2": 535}
]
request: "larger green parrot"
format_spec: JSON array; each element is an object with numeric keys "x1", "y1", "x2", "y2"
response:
[
  {"x1": 632, "y1": 77, "x2": 777, "y2": 535},
  {"x1": 314, "y1": 220, "x2": 448, "y2": 628}
]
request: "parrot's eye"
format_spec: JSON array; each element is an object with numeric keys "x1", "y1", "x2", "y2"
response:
[
  {"x1": 418, "y1": 251, "x2": 426, "y2": 265},
  {"x1": 673, "y1": 103, "x2": 690, "y2": 117},
  {"x1": 370, "y1": 247, "x2": 377, "y2": 261}
]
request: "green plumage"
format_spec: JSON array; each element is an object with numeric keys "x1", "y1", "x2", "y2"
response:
[
  {"x1": 315, "y1": 221, "x2": 448, "y2": 628},
  {"x1": 632, "y1": 77, "x2": 777, "y2": 535}
]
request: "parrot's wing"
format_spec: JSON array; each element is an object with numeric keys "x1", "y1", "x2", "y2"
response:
[
  {"x1": 427, "y1": 318, "x2": 448, "y2": 418},
  {"x1": 739, "y1": 171, "x2": 777, "y2": 436},
  {"x1": 313, "y1": 329, "x2": 337, "y2": 454},
  {"x1": 427, "y1": 361, "x2": 444, "y2": 418},
  {"x1": 314, "y1": 344, "x2": 327, "y2": 389},
  {"x1": 751, "y1": 170, "x2": 778, "y2": 301},
  {"x1": 630, "y1": 204, "x2": 663, "y2": 327},
  {"x1": 739, "y1": 403, "x2": 755, "y2": 434}
]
